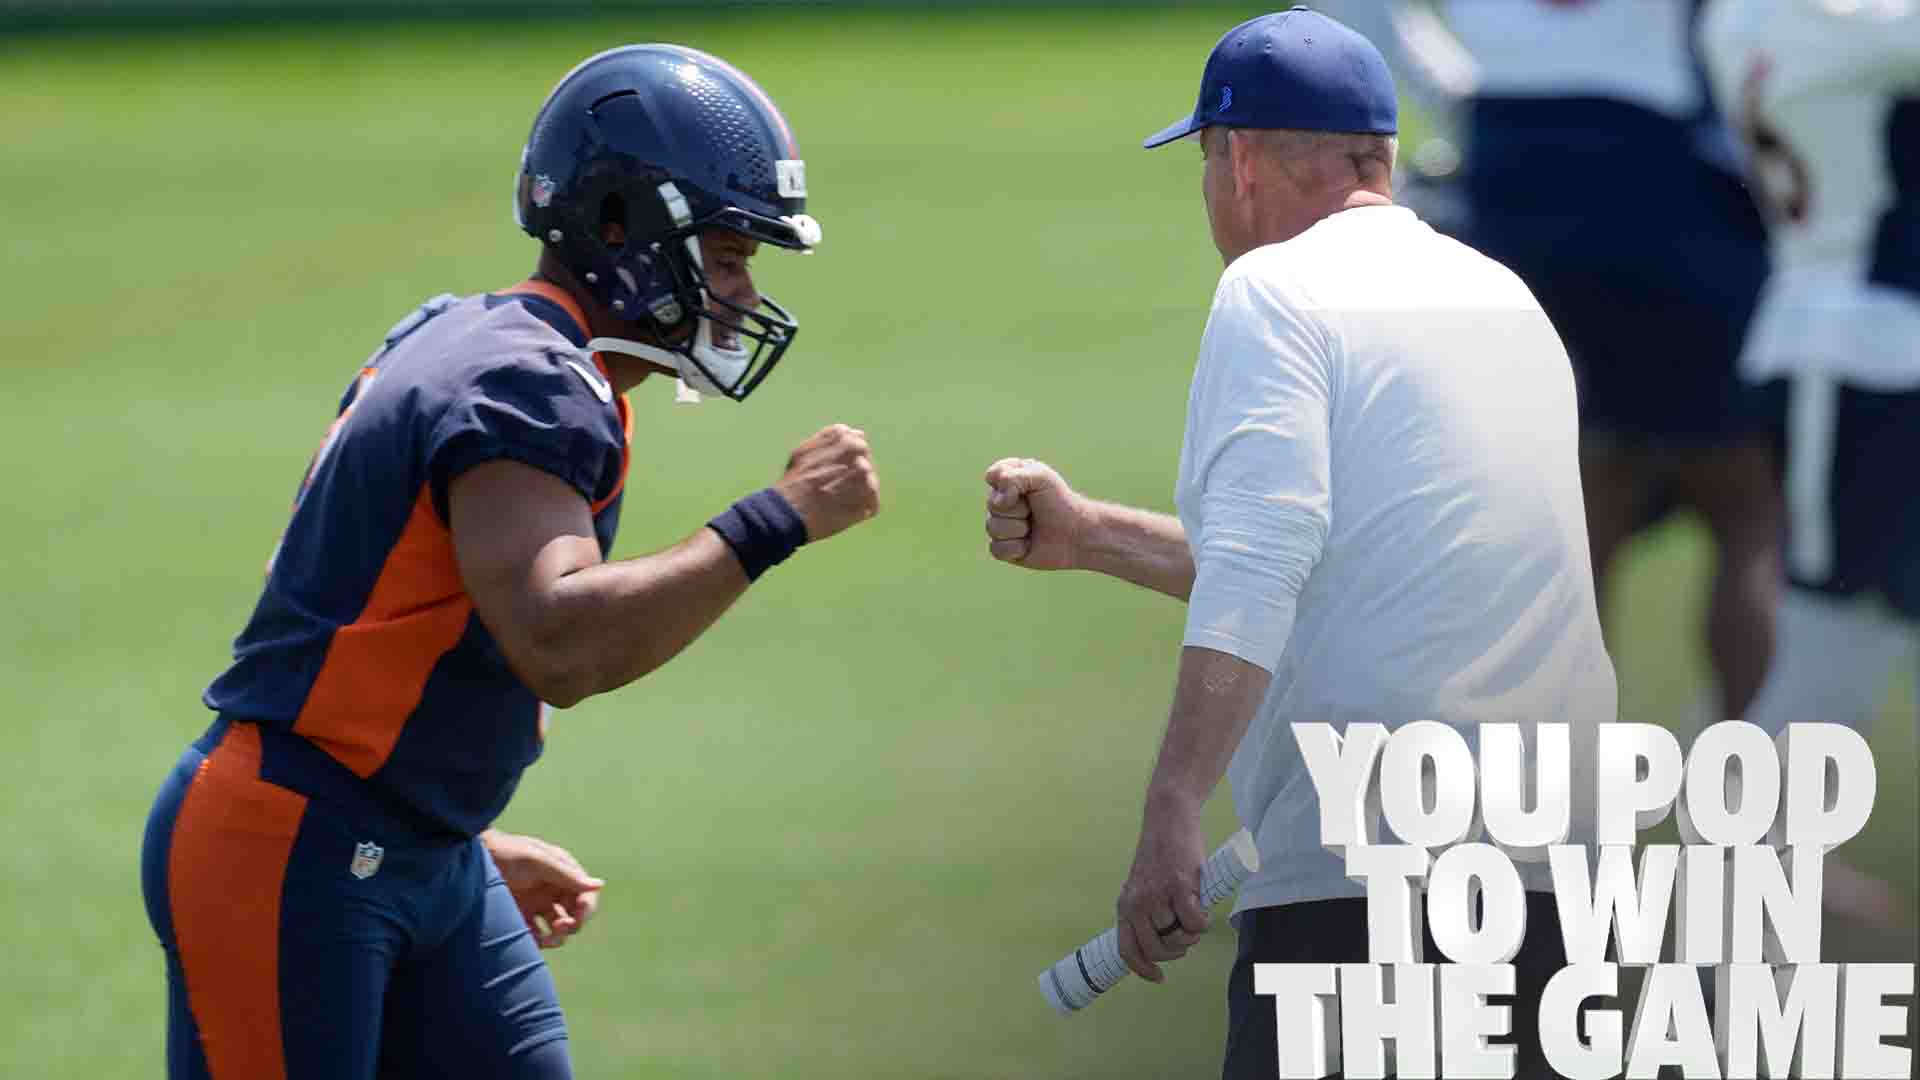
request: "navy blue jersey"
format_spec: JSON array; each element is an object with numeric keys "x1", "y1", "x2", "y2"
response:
[{"x1": 205, "y1": 282, "x2": 631, "y2": 837}]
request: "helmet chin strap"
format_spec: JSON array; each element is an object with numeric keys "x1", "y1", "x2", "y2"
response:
[
  {"x1": 588, "y1": 315, "x2": 752, "y2": 405},
  {"x1": 584, "y1": 335, "x2": 700, "y2": 402}
]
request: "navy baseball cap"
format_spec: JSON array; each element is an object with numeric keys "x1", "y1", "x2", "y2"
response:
[{"x1": 1143, "y1": 6, "x2": 1398, "y2": 149}]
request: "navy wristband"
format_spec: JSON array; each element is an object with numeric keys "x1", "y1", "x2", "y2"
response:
[{"x1": 707, "y1": 488, "x2": 808, "y2": 581}]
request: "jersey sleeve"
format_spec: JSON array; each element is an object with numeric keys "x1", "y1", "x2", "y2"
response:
[
  {"x1": 1179, "y1": 268, "x2": 1336, "y2": 673},
  {"x1": 425, "y1": 353, "x2": 624, "y2": 518}
]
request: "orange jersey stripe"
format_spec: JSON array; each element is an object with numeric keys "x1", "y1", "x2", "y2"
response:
[
  {"x1": 293, "y1": 487, "x2": 474, "y2": 777},
  {"x1": 593, "y1": 396, "x2": 634, "y2": 514},
  {"x1": 168, "y1": 723, "x2": 308, "y2": 1080}
]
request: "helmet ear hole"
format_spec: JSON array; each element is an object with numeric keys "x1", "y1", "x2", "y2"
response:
[{"x1": 599, "y1": 193, "x2": 628, "y2": 248}]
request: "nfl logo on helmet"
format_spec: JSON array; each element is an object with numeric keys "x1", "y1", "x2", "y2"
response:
[{"x1": 349, "y1": 841, "x2": 384, "y2": 880}]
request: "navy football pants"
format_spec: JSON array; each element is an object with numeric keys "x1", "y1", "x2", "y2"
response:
[{"x1": 141, "y1": 721, "x2": 571, "y2": 1079}]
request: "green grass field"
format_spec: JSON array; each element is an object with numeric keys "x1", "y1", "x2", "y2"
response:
[{"x1": 2, "y1": 8, "x2": 1913, "y2": 1077}]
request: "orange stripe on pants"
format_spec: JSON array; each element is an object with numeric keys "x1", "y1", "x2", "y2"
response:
[{"x1": 168, "y1": 723, "x2": 308, "y2": 1080}]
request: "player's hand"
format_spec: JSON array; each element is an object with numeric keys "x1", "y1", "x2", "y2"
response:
[
  {"x1": 481, "y1": 830, "x2": 604, "y2": 949},
  {"x1": 982, "y1": 458, "x2": 1090, "y2": 571},
  {"x1": 775, "y1": 424, "x2": 880, "y2": 542},
  {"x1": 1115, "y1": 798, "x2": 1211, "y2": 984}
]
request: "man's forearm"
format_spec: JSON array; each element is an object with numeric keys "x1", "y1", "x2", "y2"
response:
[
  {"x1": 554, "y1": 528, "x2": 752, "y2": 699},
  {"x1": 1144, "y1": 646, "x2": 1273, "y2": 814},
  {"x1": 1078, "y1": 501, "x2": 1196, "y2": 600},
  {"x1": 530, "y1": 529, "x2": 752, "y2": 707},
  {"x1": 454, "y1": 456, "x2": 836, "y2": 710}
]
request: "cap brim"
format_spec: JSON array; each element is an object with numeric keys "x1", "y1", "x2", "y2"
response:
[{"x1": 1142, "y1": 113, "x2": 1202, "y2": 149}]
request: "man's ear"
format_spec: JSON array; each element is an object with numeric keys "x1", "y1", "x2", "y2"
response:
[{"x1": 1228, "y1": 129, "x2": 1260, "y2": 201}]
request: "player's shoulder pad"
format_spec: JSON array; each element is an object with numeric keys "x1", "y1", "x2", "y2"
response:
[
  {"x1": 461, "y1": 346, "x2": 625, "y2": 446},
  {"x1": 383, "y1": 294, "x2": 463, "y2": 348},
  {"x1": 420, "y1": 302, "x2": 628, "y2": 510},
  {"x1": 463, "y1": 297, "x2": 622, "y2": 425}
]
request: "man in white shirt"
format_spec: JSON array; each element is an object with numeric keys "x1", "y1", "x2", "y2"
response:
[{"x1": 983, "y1": 9, "x2": 1616, "y2": 1076}]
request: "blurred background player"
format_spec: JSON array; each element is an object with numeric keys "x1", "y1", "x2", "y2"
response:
[
  {"x1": 1702, "y1": 0, "x2": 1920, "y2": 939},
  {"x1": 139, "y1": 44, "x2": 878, "y2": 1079},
  {"x1": 1335, "y1": 0, "x2": 1784, "y2": 725}
]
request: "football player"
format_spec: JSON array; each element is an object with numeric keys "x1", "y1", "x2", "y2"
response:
[
  {"x1": 1702, "y1": 0, "x2": 1920, "y2": 935},
  {"x1": 1340, "y1": 0, "x2": 1784, "y2": 724},
  {"x1": 139, "y1": 45, "x2": 879, "y2": 1079}
]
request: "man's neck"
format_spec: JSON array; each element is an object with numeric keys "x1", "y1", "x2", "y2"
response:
[
  {"x1": 1341, "y1": 189, "x2": 1393, "y2": 212},
  {"x1": 528, "y1": 258, "x2": 669, "y2": 394},
  {"x1": 530, "y1": 258, "x2": 604, "y2": 337},
  {"x1": 600, "y1": 353, "x2": 656, "y2": 396},
  {"x1": 1227, "y1": 188, "x2": 1397, "y2": 264}
]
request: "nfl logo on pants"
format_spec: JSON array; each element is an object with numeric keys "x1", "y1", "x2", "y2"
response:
[{"x1": 349, "y1": 841, "x2": 384, "y2": 880}]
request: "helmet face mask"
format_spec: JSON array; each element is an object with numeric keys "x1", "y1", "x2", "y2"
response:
[
  {"x1": 652, "y1": 228, "x2": 800, "y2": 402},
  {"x1": 515, "y1": 44, "x2": 818, "y2": 402}
]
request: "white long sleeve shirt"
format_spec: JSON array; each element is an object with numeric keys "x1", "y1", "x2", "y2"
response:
[{"x1": 1175, "y1": 205, "x2": 1617, "y2": 913}]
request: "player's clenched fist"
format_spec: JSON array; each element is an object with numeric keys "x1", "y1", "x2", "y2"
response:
[
  {"x1": 776, "y1": 424, "x2": 880, "y2": 542},
  {"x1": 982, "y1": 457, "x2": 1090, "y2": 571}
]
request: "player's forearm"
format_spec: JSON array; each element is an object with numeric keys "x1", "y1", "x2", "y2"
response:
[
  {"x1": 527, "y1": 528, "x2": 751, "y2": 707},
  {"x1": 1077, "y1": 501, "x2": 1196, "y2": 600},
  {"x1": 1143, "y1": 646, "x2": 1272, "y2": 814}
]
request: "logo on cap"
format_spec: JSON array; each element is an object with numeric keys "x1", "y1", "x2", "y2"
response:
[{"x1": 1219, "y1": 85, "x2": 1233, "y2": 113}]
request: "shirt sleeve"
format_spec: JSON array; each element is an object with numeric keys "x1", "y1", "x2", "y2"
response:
[
  {"x1": 1181, "y1": 269, "x2": 1335, "y2": 673},
  {"x1": 426, "y1": 352, "x2": 625, "y2": 519}
]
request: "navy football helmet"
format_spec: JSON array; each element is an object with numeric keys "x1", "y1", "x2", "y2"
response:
[{"x1": 515, "y1": 44, "x2": 820, "y2": 401}]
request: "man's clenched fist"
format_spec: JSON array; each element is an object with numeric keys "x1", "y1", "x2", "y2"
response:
[
  {"x1": 982, "y1": 457, "x2": 1090, "y2": 571},
  {"x1": 777, "y1": 424, "x2": 880, "y2": 542}
]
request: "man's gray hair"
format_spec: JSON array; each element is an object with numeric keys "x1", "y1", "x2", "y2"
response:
[{"x1": 1241, "y1": 128, "x2": 1399, "y2": 188}]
